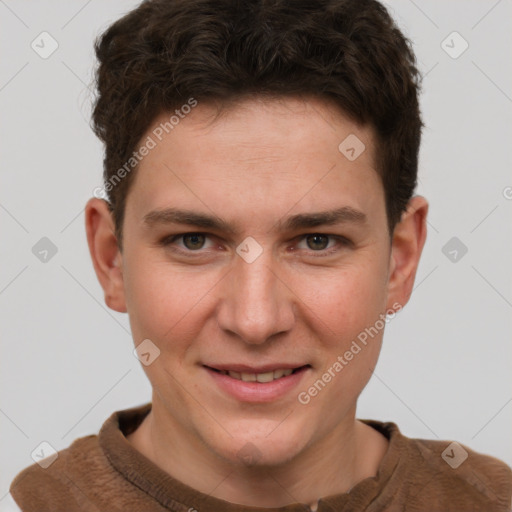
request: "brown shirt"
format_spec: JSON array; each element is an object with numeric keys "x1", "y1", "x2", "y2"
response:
[{"x1": 10, "y1": 402, "x2": 512, "y2": 511}]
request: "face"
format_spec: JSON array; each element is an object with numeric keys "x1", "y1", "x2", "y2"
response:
[{"x1": 87, "y1": 97, "x2": 426, "y2": 467}]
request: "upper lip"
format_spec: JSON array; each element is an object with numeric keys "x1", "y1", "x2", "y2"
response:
[{"x1": 204, "y1": 363, "x2": 310, "y2": 373}]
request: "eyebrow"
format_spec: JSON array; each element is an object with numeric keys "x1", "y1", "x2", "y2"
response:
[{"x1": 142, "y1": 206, "x2": 367, "y2": 234}]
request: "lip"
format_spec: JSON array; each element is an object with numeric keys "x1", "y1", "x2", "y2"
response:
[
  {"x1": 206, "y1": 363, "x2": 305, "y2": 373},
  {"x1": 204, "y1": 364, "x2": 311, "y2": 403}
]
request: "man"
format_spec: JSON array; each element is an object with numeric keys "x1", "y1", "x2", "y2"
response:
[{"x1": 10, "y1": 0, "x2": 512, "y2": 510}]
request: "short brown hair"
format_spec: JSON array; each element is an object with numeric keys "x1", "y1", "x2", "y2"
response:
[{"x1": 92, "y1": 0, "x2": 423, "y2": 249}]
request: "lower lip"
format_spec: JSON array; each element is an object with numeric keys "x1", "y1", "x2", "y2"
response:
[{"x1": 204, "y1": 366, "x2": 310, "y2": 403}]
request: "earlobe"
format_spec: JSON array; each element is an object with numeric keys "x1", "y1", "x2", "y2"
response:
[
  {"x1": 84, "y1": 198, "x2": 127, "y2": 313},
  {"x1": 386, "y1": 196, "x2": 428, "y2": 310}
]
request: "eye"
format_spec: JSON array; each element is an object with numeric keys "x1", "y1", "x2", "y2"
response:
[
  {"x1": 161, "y1": 232, "x2": 215, "y2": 252},
  {"x1": 304, "y1": 234, "x2": 330, "y2": 251},
  {"x1": 160, "y1": 232, "x2": 350, "y2": 258},
  {"x1": 295, "y1": 233, "x2": 349, "y2": 255},
  {"x1": 182, "y1": 233, "x2": 207, "y2": 250}
]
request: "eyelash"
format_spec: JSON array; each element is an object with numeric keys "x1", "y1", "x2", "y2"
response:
[{"x1": 159, "y1": 232, "x2": 351, "y2": 258}]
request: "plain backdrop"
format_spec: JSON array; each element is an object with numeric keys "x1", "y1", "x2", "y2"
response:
[{"x1": 1, "y1": 0, "x2": 511, "y2": 507}]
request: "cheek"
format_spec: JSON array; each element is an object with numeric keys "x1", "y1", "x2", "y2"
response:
[
  {"x1": 293, "y1": 260, "x2": 387, "y2": 396},
  {"x1": 122, "y1": 254, "x2": 216, "y2": 344},
  {"x1": 296, "y1": 261, "x2": 388, "y2": 340},
  {"x1": 297, "y1": 270, "x2": 387, "y2": 415},
  {"x1": 123, "y1": 257, "x2": 212, "y2": 401}
]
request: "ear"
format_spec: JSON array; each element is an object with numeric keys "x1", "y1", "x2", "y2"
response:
[
  {"x1": 386, "y1": 196, "x2": 428, "y2": 310},
  {"x1": 84, "y1": 198, "x2": 127, "y2": 313}
]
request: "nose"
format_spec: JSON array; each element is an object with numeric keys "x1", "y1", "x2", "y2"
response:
[{"x1": 216, "y1": 249, "x2": 295, "y2": 345}]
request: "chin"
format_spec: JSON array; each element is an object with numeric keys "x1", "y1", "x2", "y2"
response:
[{"x1": 208, "y1": 424, "x2": 311, "y2": 468}]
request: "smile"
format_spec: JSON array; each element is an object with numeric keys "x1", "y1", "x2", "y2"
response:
[
  {"x1": 204, "y1": 365, "x2": 311, "y2": 402},
  {"x1": 211, "y1": 367, "x2": 298, "y2": 382}
]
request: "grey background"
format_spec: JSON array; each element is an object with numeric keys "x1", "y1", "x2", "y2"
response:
[{"x1": 1, "y1": 0, "x2": 511, "y2": 507}]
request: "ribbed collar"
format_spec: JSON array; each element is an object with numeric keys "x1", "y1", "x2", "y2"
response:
[{"x1": 99, "y1": 402, "x2": 403, "y2": 511}]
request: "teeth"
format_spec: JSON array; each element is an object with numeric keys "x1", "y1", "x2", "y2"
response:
[
  {"x1": 273, "y1": 369, "x2": 285, "y2": 379},
  {"x1": 256, "y1": 371, "x2": 274, "y2": 383},
  {"x1": 221, "y1": 368, "x2": 299, "y2": 382}
]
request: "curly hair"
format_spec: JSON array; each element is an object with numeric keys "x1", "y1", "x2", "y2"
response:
[{"x1": 92, "y1": 0, "x2": 423, "y2": 249}]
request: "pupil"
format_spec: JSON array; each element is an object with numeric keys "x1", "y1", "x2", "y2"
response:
[
  {"x1": 184, "y1": 233, "x2": 205, "y2": 250},
  {"x1": 307, "y1": 234, "x2": 328, "y2": 250}
]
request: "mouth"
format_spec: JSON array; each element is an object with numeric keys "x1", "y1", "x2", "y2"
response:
[
  {"x1": 205, "y1": 365, "x2": 310, "y2": 383},
  {"x1": 203, "y1": 364, "x2": 311, "y2": 402}
]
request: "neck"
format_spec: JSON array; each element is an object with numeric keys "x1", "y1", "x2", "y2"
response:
[{"x1": 127, "y1": 396, "x2": 388, "y2": 509}]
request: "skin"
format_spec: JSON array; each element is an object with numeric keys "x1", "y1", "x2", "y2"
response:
[{"x1": 85, "y1": 96, "x2": 428, "y2": 510}]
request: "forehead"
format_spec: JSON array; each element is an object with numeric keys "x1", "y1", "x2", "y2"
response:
[
  {"x1": 146, "y1": 96, "x2": 375, "y2": 165},
  {"x1": 125, "y1": 96, "x2": 384, "y2": 228}
]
